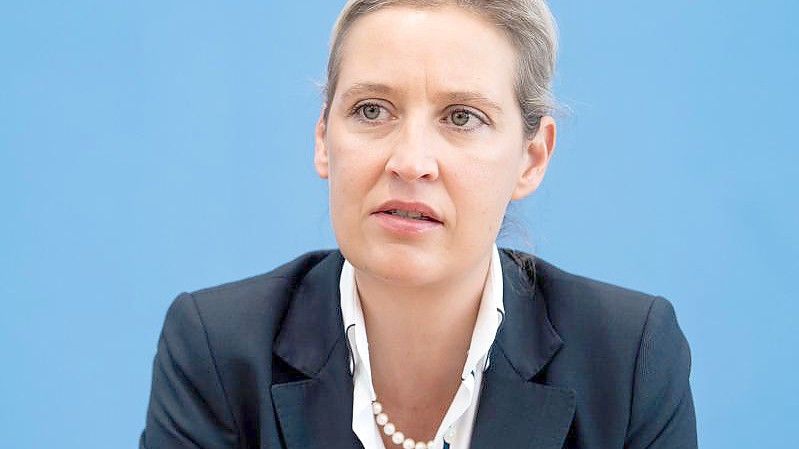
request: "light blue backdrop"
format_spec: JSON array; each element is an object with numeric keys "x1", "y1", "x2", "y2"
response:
[{"x1": 1, "y1": 1, "x2": 796, "y2": 448}]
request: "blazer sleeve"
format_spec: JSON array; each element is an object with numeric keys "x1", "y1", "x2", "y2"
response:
[
  {"x1": 139, "y1": 292, "x2": 240, "y2": 449},
  {"x1": 624, "y1": 296, "x2": 698, "y2": 449}
]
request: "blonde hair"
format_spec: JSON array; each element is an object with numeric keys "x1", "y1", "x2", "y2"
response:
[{"x1": 322, "y1": 0, "x2": 559, "y2": 138}]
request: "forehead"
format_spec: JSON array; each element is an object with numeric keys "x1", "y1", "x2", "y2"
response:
[{"x1": 335, "y1": 5, "x2": 517, "y2": 104}]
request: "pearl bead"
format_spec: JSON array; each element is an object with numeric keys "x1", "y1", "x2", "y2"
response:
[
  {"x1": 372, "y1": 397, "x2": 434, "y2": 448},
  {"x1": 376, "y1": 412, "x2": 389, "y2": 426},
  {"x1": 392, "y1": 431, "x2": 405, "y2": 445}
]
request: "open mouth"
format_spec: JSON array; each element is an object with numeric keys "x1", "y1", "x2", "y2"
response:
[{"x1": 379, "y1": 209, "x2": 441, "y2": 223}]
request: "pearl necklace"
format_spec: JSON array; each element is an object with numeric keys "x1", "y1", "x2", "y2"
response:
[{"x1": 371, "y1": 400, "x2": 455, "y2": 449}]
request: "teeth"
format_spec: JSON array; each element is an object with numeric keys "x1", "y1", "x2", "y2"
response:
[{"x1": 387, "y1": 209, "x2": 428, "y2": 220}]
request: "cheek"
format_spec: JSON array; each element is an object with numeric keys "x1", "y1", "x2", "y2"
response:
[
  {"x1": 456, "y1": 173, "x2": 505, "y2": 237},
  {"x1": 327, "y1": 131, "x2": 383, "y2": 220},
  {"x1": 448, "y1": 150, "x2": 518, "y2": 233}
]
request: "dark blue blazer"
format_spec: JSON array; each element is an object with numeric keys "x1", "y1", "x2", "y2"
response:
[{"x1": 139, "y1": 248, "x2": 697, "y2": 449}]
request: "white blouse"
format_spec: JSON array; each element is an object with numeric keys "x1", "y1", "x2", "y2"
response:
[{"x1": 339, "y1": 243, "x2": 505, "y2": 449}]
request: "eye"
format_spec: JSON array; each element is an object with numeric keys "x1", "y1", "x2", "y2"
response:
[
  {"x1": 361, "y1": 104, "x2": 381, "y2": 120},
  {"x1": 451, "y1": 110, "x2": 470, "y2": 126},
  {"x1": 444, "y1": 108, "x2": 488, "y2": 132},
  {"x1": 350, "y1": 102, "x2": 391, "y2": 123}
]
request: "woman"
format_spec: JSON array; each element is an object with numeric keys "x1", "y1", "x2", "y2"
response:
[{"x1": 139, "y1": 1, "x2": 697, "y2": 448}]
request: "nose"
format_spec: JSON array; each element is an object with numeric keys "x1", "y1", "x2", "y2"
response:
[{"x1": 384, "y1": 118, "x2": 440, "y2": 183}]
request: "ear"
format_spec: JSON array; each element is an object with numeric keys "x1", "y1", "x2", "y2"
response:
[
  {"x1": 511, "y1": 115, "x2": 556, "y2": 200},
  {"x1": 313, "y1": 104, "x2": 329, "y2": 179}
]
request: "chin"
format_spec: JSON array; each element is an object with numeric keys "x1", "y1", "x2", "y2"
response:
[{"x1": 349, "y1": 241, "x2": 446, "y2": 287}]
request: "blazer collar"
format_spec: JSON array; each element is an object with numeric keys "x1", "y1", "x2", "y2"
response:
[
  {"x1": 468, "y1": 249, "x2": 576, "y2": 448},
  {"x1": 271, "y1": 248, "x2": 575, "y2": 449},
  {"x1": 494, "y1": 247, "x2": 565, "y2": 380},
  {"x1": 273, "y1": 249, "x2": 347, "y2": 378}
]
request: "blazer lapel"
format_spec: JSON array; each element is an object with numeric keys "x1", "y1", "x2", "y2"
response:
[
  {"x1": 468, "y1": 249, "x2": 577, "y2": 449},
  {"x1": 271, "y1": 250, "x2": 364, "y2": 449}
]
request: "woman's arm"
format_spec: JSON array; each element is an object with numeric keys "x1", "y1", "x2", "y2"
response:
[
  {"x1": 139, "y1": 292, "x2": 240, "y2": 449},
  {"x1": 624, "y1": 295, "x2": 698, "y2": 449}
]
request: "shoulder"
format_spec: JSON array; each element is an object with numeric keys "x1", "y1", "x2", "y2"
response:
[
  {"x1": 503, "y1": 247, "x2": 664, "y2": 321},
  {"x1": 188, "y1": 248, "x2": 336, "y2": 305},
  {"x1": 159, "y1": 248, "x2": 339, "y2": 350},
  {"x1": 532, "y1": 253, "x2": 662, "y2": 322},
  {"x1": 501, "y1": 248, "x2": 687, "y2": 366}
]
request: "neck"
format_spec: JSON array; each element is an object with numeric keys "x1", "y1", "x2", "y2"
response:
[{"x1": 353, "y1": 248, "x2": 493, "y2": 403}]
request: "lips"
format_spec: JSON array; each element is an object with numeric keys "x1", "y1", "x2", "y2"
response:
[{"x1": 372, "y1": 199, "x2": 443, "y2": 223}]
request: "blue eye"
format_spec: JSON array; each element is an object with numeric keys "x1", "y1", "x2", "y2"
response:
[
  {"x1": 361, "y1": 104, "x2": 381, "y2": 120},
  {"x1": 446, "y1": 108, "x2": 488, "y2": 132},
  {"x1": 351, "y1": 102, "x2": 388, "y2": 123},
  {"x1": 451, "y1": 110, "x2": 471, "y2": 126}
]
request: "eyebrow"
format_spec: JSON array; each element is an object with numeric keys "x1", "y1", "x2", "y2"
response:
[
  {"x1": 440, "y1": 91, "x2": 504, "y2": 115},
  {"x1": 339, "y1": 82, "x2": 397, "y2": 103},
  {"x1": 339, "y1": 82, "x2": 504, "y2": 114}
]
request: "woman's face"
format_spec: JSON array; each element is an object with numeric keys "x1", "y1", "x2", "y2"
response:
[{"x1": 315, "y1": 5, "x2": 555, "y2": 287}]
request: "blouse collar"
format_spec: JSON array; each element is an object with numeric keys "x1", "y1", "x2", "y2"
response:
[{"x1": 339, "y1": 243, "x2": 506, "y2": 391}]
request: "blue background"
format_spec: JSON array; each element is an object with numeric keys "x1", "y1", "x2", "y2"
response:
[{"x1": 1, "y1": 1, "x2": 796, "y2": 447}]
